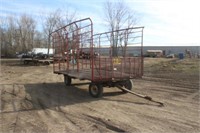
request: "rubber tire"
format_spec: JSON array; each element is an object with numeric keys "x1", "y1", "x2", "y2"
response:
[
  {"x1": 64, "y1": 75, "x2": 72, "y2": 86},
  {"x1": 44, "y1": 61, "x2": 50, "y2": 65},
  {"x1": 121, "y1": 79, "x2": 133, "y2": 93},
  {"x1": 89, "y1": 83, "x2": 103, "y2": 98},
  {"x1": 24, "y1": 60, "x2": 28, "y2": 65}
]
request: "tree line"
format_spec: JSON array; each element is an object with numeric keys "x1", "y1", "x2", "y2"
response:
[
  {"x1": 0, "y1": 0, "x2": 137, "y2": 57},
  {"x1": 0, "y1": 9, "x2": 76, "y2": 57}
]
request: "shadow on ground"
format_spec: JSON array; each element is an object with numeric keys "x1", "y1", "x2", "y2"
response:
[
  {"x1": 23, "y1": 82, "x2": 127, "y2": 111},
  {"x1": 1, "y1": 81, "x2": 161, "y2": 115}
]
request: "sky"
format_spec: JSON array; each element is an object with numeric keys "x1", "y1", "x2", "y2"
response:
[{"x1": 0, "y1": 0, "x2": 199, "y2": 46}]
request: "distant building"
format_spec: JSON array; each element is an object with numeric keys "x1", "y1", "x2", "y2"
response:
[{"x1": 146, "y1": 50, "x2": 163, "y2": 57}]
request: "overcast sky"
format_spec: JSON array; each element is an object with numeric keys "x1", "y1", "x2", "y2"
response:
[{"x1": 0, "y1": 0, "x2": 199, "y2": 46}]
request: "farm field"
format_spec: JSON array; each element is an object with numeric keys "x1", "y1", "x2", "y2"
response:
[{"x1": 0, "y1": 58, "x2": 199, "y2": 133}]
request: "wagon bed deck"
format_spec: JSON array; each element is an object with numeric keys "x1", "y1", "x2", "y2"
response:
[{"x1": 54, "y1": 69, "x2": 141, "y2": 81}]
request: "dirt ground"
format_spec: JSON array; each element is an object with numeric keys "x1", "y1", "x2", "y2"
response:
[{"x1": 0, "y1": 58, "x2": 199, "y2": 133}]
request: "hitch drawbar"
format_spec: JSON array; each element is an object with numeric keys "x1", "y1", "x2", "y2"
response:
[{"x1": 117, "y1": 86, "x2": 164, "y2": 106}]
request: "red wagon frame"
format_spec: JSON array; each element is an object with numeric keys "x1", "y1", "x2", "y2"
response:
[{"x1": 50, "y1": 18, "x2": 144, "y2": 97}]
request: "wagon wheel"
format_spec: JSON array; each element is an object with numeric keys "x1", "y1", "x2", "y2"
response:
[
  {"x1": 44, "y1": 61, "x2": 50, "y2": 65},
  {"x1": 24, "y1": 60, "x2": 28, "y2": 65},
  {"x1": 121, "y1": 79, "x2": 133, "y2": 93},
  {"x1": 89, "y1": 83, "x2": 103, "y2": 98},
  {"x1": 64, "y1": 75, "x2": 72, "y2": 86}
]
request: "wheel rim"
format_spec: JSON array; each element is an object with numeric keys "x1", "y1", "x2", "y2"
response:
[{"x1": 90, "y1": 85, "x2": 98, "y2": 95}]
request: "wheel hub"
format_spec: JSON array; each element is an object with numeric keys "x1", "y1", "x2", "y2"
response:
[{"x1": 91, "y1": 86, "x2": 98, "y2": 95}]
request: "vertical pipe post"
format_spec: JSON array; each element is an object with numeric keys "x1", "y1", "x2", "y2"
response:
[
  {"x1": 65, "y1": 32, "x2": 68, "y2": 71},
  {"x1": 121, "y1": 57, "x2": 123, "y2": 79},
  {"x1": 105, "y1": 58, "x2": 107, "y2": 80},
  {"x1": 134, "y1": 57, "x2": 136, "y2": 77},
  {"x1": 99, "y1": 34, "x2": 101, "y2": 80},
  {"x1": 52, "y1": 35, "x2": 55, "y2": 72},
  {"x1": 129, "y1": 58, "x2": 131, "y2": 77},
  {"x1": 141, "y1": 28, "x2": 144, "y2": 77},
  {"x1": 57, "y1": 33, "x2": 61, "y2": 71},
  {"x1": 90, "y1": 20, "x2": 94, "y2": 81}
]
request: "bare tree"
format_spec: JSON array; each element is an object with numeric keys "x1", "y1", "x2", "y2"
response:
[
  {"x1": 103, "y1": 0, "x2": 137, "y2": 56},
  {"x1": 17, "y1": 14, "x2": 36, "y2": 53},
  {"x1": 0, "y1": 8, "x2": 76, "y2": 57},
  {"x1": 7, "y1": 16, "x2": 18, "y2": 55},
  {"x1": 42, "y1": 8, "x2": 76, "y2": 56},
  {"x1": 0, "y1": 18, "x2": 7, "y2": 57},
  {"x1": 43, "y1": 9, "x2": 62, "y2": 55},
  {"x1": 34, "y1": 31, "x2": 46, "y2": 48},
  {"x1": 0, "y1": 13, "x2": 49, "y2": 57},
  {"x1": 58, "y1": 8, "x2": 76, "y2": 27},
  {"x1": 0, "y1": 16, "x2": 18, "y2": 57}
]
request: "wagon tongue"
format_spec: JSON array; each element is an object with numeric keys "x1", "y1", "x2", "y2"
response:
[{"x1": 117, "y1": 85, "x2": 164, "y2": 107}]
